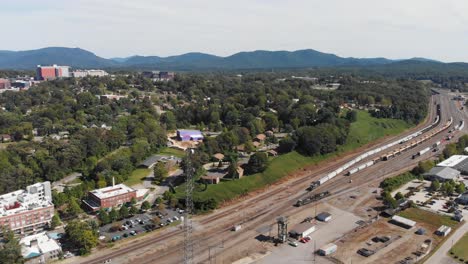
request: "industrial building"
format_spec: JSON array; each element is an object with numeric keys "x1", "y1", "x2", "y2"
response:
[
  {"x1": 0, "y1": 182, "x2": 54, "y2": 234},
  {"x1": 436, "y1": 155, "x2": 468, "y2": 174},
  {"x1": 424, "y1": 166, "x2": 461, "y2": 182},
  {"x1": 36, "y1": 65, "x2": 70, "y2": 80},
  {"x1": 289, "y1": 222, "x2": 316, "y2": 238},
  {"x1": 177, "y1": 130, "x2": 204, "y2": 141},
  {"x1": 435, "y1": 225, "x2": 451, "y2": 237},
  {"x1": 390, "y1": 215, "x2": 416, "y2": 229},
  {"x1": 318, "y1": 243, "x2": 337, "y2": 256},
  {"x1": 20, "y1": 232, "x2": 62, "y2": 264},
  {"x1": 83, "y1": 184, "x2": 137, "y2": 211},
  {"x1": 316, "y1": 212, "x2": 332, "y2": 222}
]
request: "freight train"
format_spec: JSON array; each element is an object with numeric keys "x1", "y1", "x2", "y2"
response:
[{"x1": 307, "y1": 103, "x2": 448, "y2": 191}]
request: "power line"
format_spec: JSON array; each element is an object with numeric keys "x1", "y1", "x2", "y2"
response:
[{"x1": 184, "y1": 148, "x2": 195, "y2": 264}]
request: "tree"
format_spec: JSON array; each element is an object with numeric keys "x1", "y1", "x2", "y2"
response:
[
  {"x1": 345, "y1": 110, "x2": 358, "y2": 122},
  {"x1": 382, "y1": 191, "x2": 398, "y2": 209},
  {"x1": 158, "y1": 202, "x2": 166, "y2": 211},
  {"x1": 109, "y1": 207, "x2": 119, "y2": 222},
  {"x1": 129, "y1": 206, "x2": 138, "y2": 215},
  {"x1": 456, "y1": 182, "x2": 466, "y2": 194},
  {"x1": 152, "y1": 217, "x2": 161, "y2": 226},
  {"x1": 394, "y1": 192, "x2": 404, "y2": 200},
  {"x1": 119, "y1": 205, "x2": 129, "y2": 219},
  {"x1": 98, "y1": 209, "x2": 110, "y2": 225},
  {"x1": 0, "y1": 229, "x2": 23, "y2": 264},
  {"x1": 141, "y1": 201, "x2": 151, "y2": 211},
  {"x1": 246, "y1": 152, "x2": 268, "y2": 174},
  {"x1": 67, "y1": 198, "x2": 83, "y2": 217},
  {"x1": 442, "y1": 182, "x2": 455, "y2": 196},
  {"x1": 65, "y1": 220, "x2": 98, "y2": 255},
  {"x1": 50, "y1": 214, "x2": 61, "y2": 229},
  {"x1": 153, "y1": 162, "x2": 168, "y2": 185},
  {"x1": 430, "y1": 180, "x2": 441, "y2": 192},
  {"x1": 130, "y1": 197, "x2": 137, "y2": 206},
  {"x1": 278, "y1": 137, "x2": 296, "y2": 153}
]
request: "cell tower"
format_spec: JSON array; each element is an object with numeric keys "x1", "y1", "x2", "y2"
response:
[
  {"x1": 276, "y1": 216, "x2": 288, "y2": 243},
  {"x1": 184, "y1": 149, "x2": 195, "y2": 264}
]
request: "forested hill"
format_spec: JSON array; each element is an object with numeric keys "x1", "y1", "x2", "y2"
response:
[{"x1": 3, "y1": 47, "x2": 467, "y2": 71}]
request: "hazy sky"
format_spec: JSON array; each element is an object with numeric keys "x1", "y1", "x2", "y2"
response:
[{"x1": 1, "y1": 0, "x2": 468, "y2": 62}]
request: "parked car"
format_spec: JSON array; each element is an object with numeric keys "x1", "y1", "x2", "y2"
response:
[{"x1": 288, "y1": 241, "x2": 298, "y2": 247}]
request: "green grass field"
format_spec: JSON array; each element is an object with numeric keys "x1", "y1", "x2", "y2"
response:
[
  {"x1": 158, "y1": 147, "x2": 185, "y2": 158},
  {"x1": 450, "y1": 232, "x2": 468, "y2": 262},
  {"x1": 340, "y1": 111, "x2": 411, "y2": 152},
  {"x1": 398, "y1": 207, "x2": 459, "y2": 228},
  {"x1": 179, "y1": 111, "x2": 413, "y2": 205},
  {"x1": 124, "y1": 168, "x2": 151, "y2": 186}
]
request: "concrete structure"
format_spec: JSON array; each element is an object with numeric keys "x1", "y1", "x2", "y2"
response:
[
  {"x1": 201, "y1": 176, "x2": 220, "y2": 184},
  {"x1": 424, "y1": 166, "x2": 461, "y2": 182},
  {"x1": 177, "y1": 130, "x2": 204, "y2": 141},
  {"x1": 318, "y1": 243, "x2": 337, "y2": 256},
  {"x1": 20, "y1": 232, "x2": 62, "y2": 264},
  {"x1": 390, "y1": 215, "x2": 416, "y2": 229},
  {"x1": 435, "y1": 225, "x2": 451, "y2": 236},
  {"x1": 316, "y1": 212, "x2": 332, "y2": 222},
  {"x1": 36, "y1": 65, "x2": 70, "y2": 80},
  {"x1": 289, "y1": 222, "x2": 316, "y2": 238},
  {"x1": 437, "y1": 155, "x2": 468, "y2": 174},
  {"x1": 83, "y1": 184, "x2": 137, "y2": 211},
  {"x1": 0, "y1": 182, "x2": 54, "y2": 234},
  {"x1": 72, "y1": 69, "x2": 109, "y2": 78},
  {"x1": 0, "y1": 78, "x2": 11, "y2": 89}
]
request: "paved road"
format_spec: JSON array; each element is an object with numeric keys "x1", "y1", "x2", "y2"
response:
[{"x1": 425, "y1": 222, "x2": 467, "y2": 264}]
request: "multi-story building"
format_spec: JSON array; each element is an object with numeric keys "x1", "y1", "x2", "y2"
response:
[
  {"x1": 72, "y1": 69, "x2": 108, "y2": 78},
  {"x1": 0, "y1": 182, "x2": 54, "y2": 235},
  {"x1": 0, "y1": 78, "x2": 11, "y2": 89},
  {"x1": 20, "y1": 232, "x2": 62, "y2": 264},
  {"x1": 83, "y1": 184, "x2": 137, "y2": 211},
  {"x1": 36, "y1": 65, "x2": 70, "y2": 80}
]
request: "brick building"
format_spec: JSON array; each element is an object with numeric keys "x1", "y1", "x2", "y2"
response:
[
  {"x1": 0, "y1": 182, "x2": 54, "y2": 235},
  {"x1": 36, "y1": 65, "x2": 70, "y2": 80},
  {"x1": 0, "y1": 78, "x2": 11, "y2": 89},
  {"x1": 83, "y1": 184, "x2": 137, "y2": 211}
]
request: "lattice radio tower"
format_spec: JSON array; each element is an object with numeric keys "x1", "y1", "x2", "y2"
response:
[{"x1": 184, "y1": 148, "x2": 195, "y2": 264}]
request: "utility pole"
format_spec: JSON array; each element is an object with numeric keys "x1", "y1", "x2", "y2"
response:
[{"x1": 184, "y1": 149, "x2": 195, "y2": 264}]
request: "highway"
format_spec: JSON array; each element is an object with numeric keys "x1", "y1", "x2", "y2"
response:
[{"x1": 73, "y1": 89, "x2": 467, "y2": 264}]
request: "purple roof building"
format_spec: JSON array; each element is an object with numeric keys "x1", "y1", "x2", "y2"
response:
[{"x1": 177, "y1": 130, "x2": 204, "y2": 141}]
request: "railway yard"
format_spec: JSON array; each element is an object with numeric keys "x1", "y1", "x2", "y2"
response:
[{"x1": 68, "y1": 89, "x2": 468, "y2": 264}]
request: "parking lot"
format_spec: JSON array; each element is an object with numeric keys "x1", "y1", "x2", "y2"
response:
[{"x1": 99, "y1": 208, "x2": 184, "y2": 241}]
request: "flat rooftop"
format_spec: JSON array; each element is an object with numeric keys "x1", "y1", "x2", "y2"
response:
[
  {"x1": 0, "y1": 182, "x2": 52, "y2": 217},
  {"x1": 437, "y1": 155, "x2": 468, "y2": 167},
  {"x1": 90, "y1": 184, "x2": 135, "y2": 200}
]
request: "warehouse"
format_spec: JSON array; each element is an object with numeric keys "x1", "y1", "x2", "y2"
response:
[
  {"x1": 390, "y1": 215, "x2": 416, "y2": 229},
  {"x1": 318, "y1": 243, "x2": 337, "y2": 256},
  {"x1": 316, "y1": 212, "x2": 332, "y2": 222},
  {"x1": 289, "y1": 222, "x2": 316, "y2": 239},
  {"x1": 437, "y1": 155, "x2": 468, "y2": 174},
  {"x1": 424, "y1": 166, "x2": 461, "y2": 182}
]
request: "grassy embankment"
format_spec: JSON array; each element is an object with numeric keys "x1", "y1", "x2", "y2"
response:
[
  {"x1": 398, "y1": 207, "x2": 459, "y2": 228},
  {"x1": 183, "y1": 111, "x2": 411, "y2": 204}
]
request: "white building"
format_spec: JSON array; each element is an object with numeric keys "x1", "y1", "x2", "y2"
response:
[
  {"x1": 72, "y1": 70, "x2": 109, "y2": 78},
  {"x1": 289, "y1": 222, "x2": 316, "y2": 238},
  {"x1": 437, "y1": 155, "x2": 468, "y2": 174},
  {"x1": 20, "y1": 232, "x2": 62, "y2": 264},
  {"x1": 436, "y1": 225, "x2": 452, "y2": 237},
  {"x1": 391, "y1": 215, "x2": 416, "y2": 229},
  {"x1": 0, "y1": 182, "x2": 54, "y2": 234}
]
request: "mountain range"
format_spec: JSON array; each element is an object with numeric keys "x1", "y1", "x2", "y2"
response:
[{"x1": 0, "y1": 47, "x2": 463, "y2": 71}]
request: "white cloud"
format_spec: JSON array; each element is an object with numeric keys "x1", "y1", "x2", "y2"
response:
[{"x1": 0, "y1": 0, "x2": 467, "y2": 62}]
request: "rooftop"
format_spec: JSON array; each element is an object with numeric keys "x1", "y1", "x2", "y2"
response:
[
  {"x1": 425, "y1": 166, "x2": 461, "y2": 180},
  {"x1": 391, "y1": 215, "x2": 416, "y2": 227},
  {"x1": 90, "y1": 184, "x2": 135, "y2": 200},
  {"x1": 291, "y1": 222, "x2": 316, "y2": 234},
  {"x1": 437, "y1": 155, "x2": 468, "y2": 167},
  {"x1": 0, "y1": 182, "x2": 52, "y2": 217},
  {"x1": 20, "y1": 232, "x2": 61, "y2": 259}
]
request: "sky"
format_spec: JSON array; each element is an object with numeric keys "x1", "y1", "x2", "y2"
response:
[{"x1": 1, "y1": 0, "x2": 468, "y2": 62}]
